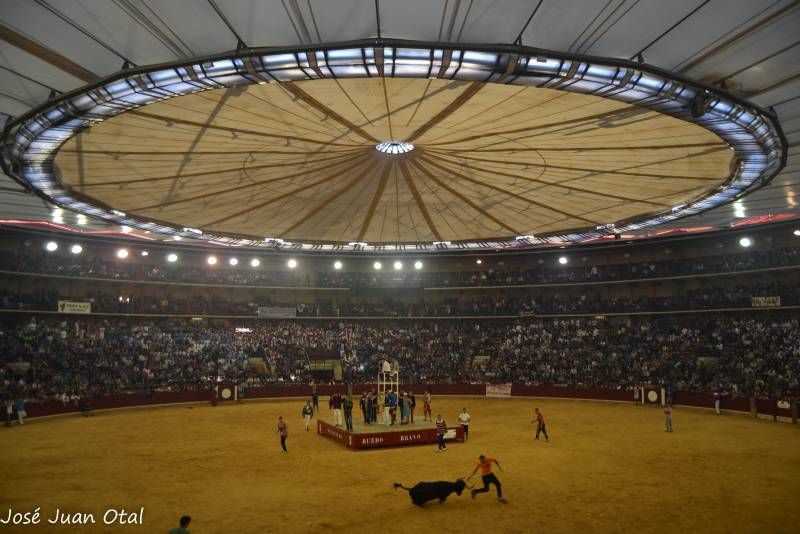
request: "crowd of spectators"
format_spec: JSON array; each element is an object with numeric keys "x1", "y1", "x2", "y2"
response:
[
  {"x1": 2, "y1": 314, "x2": 798, "y2": 404},
  {"x1": 2, "y1": 283, "x2": 798, "y2": 317},
  {"x1": 2, "y1": 244, "x2": 799, "y2": 289}
]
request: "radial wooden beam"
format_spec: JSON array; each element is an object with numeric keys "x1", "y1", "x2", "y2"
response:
[
  {"x1": 201, "y1": 154, "x2": 372, "y2": 227},
  {"x1": 427, "y1": 150, "x2": 674, "y2": 207},
  {"x1": 126, "y1": 151, "x2": 364, "y2": 211},
  {"x1": 356, "y1": 160, "x2": 392, "y2": 241},
  {"x1": 405, "y1": 82, "x2": 483, "y2": 142},
  {"x1": 281, "y1": 159, "x2": 377, "y2": 236},
  {"x1": 407, "y1": 157, "x2": 522, "y2": 235},
  {"x1": 425, "y1": 149, "x2": 726, "y2": 182},
  {"x1": 282, "y1": 82, "x2": 380, "y2": 143},
  {"x1": 76, "y1": 150, "x2": 362, "y2": 188},
  {"x1": 418, "y1": 154, "x2": 598, "y2": 225},
  {"x1": 397, "y1": 159, "x2": 442, "y2": 241},
  {"x1": 127, "y1": 110, "x2": 359, "y2": 148}
]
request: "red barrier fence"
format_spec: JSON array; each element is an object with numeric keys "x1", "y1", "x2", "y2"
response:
[{"x1": 20, "y1": 384, "x2": 795, "y2": 422}]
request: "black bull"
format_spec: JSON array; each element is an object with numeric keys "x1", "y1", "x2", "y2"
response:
[{"x1": 393, "y1": 479, "x2": 472, "y2": 506}]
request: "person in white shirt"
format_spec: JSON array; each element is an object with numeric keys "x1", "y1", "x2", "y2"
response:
[{"x1": 458, "y1": 408, "x2": 471, "y2": 441}]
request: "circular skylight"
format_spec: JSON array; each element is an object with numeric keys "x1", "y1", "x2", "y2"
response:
[{"x1": 375, "y1": 141, "x2": 414, "y2": 155}]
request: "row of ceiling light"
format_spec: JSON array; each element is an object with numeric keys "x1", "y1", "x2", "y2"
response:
[{"x1": 41, "y1": 233, "x2": 776, "y2": 269}]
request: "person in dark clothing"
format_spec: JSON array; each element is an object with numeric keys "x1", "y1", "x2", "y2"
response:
[
  {"x1": 370, "y1": 390, "x2": 378, "y2": 423},
  {"x1": 360, "y1": 392, "x2": 368, "y2": 423},
  {"x1": 311, "y1": 382, "x2": 319, "y2": 413},
  {"x1": 343, "y1": 395, "x2": 354, "y2": 431},
  {"x1": 168, "y1": 515, "x2": 191, "y2": 534},
  {"x1": 408, "y1": 391, "x2": 416, "y2": 423}
]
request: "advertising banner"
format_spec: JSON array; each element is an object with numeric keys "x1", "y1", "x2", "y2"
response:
[{"x1": 57, "y1": 301, "x2": 91, "y2": 314}]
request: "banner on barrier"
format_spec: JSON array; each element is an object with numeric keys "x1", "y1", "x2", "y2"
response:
[
  {"x1": 486, "y1": 383, "x2": 512, "y2": 397},
  {"x1": 57, "y1": 301, "x2": 91, "y2": 314},
  {"x1": 751, "y1": 296, "x2": 781, "y2": 308}
]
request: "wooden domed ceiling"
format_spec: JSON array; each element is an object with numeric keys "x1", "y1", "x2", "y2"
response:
[{"x1": 54, "y1": 77, "x2": 733, "y2": 244}]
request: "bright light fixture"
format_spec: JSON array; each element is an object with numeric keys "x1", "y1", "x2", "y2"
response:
[
  {"x1": 167, "y1": 253, "x2": 178, "y2": 263},
  {"x1": 414, "y1": 261, "x2": 423, "y2": 270},
  {"x1": 250, "y1": 258, "x2": 260, "y2": 267},
  {"x1": 287, "y1": 259, "x2": 297, "y2": 269},
  {"x1": 229, "y1": 257, "x2": 239, "y2": 266},
  {"x1": 394, "y1": 261, "x2": 403, "y2": 270},
  {"x1": 476, "y1": 259, "x2": 482, "y2": 265},
  {"x1": 373, "y1": 261, "x2": 382, "y2": 270},
  {"x1": 70, "y1": 244, "x2": 82, "y2": 254},
  {"x1": 141, "y1": 250, "x2": 149, "y2": 257},
  {"x1": 45, "y1": 241, "x2": 58, "y2": 252},
  {"x1": 207, "y1": 255, "x2": 217, "y2": 265},
  {"x1": 333, "y1": 261, "x2": 343, "y2": 270},
  {"x1": 116, "y1": 248, "x2": 129, "y2": 259},
  {"x1": 794, "y1": 229, "x2": 800, "y2": 237},
  {"x1": 375, "y1": 141, "x2": 414, "y2": 155},
  {"x1": 739, "y1": 237, "x2": 752, "y2": 248},
  {"x1": 558, "y1": 256, "x2": 568, "y2": 265}
]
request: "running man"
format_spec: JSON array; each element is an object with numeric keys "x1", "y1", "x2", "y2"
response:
[
  {"x1": 302, "y1": 401, "x2": 313, "y2": 431},
  {"x1": 435, "y1": 414, "x2": 447, "y2": 452},
  {"x1": 532, "y1": 407, "x2": 548, "y2": 441},
  {"x1": 458, "y1": 407, "x2": 471, "y2": 441},
  {"x1": 277, "y1": 416, "x2": 288, "y2": 452},
  {"x1": 468, "y1": 455, "x2": 507, "y2": 503},
  {"x1": 423, "y1": 390, "x2": 432, "y2": 421}
]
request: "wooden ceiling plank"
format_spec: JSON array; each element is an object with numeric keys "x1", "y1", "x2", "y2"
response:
[{"x1": 397, "y1": 158, "x2": 443, "y2": 241}]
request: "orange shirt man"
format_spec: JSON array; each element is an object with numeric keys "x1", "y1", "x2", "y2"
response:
[{"x1": 468, "y1": 455, "x2": 507, "y2": 503}]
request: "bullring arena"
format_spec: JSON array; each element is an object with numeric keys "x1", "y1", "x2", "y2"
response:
[
  {"x1": 2, "y1": 1, "x2": 800, "y2": 533},
  {"x1": 4, "y1": 394, "x2": 799, "y2": 534}
]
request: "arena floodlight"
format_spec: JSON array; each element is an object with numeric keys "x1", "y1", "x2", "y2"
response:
[
  {"x1": 70, "y1": 244, "x2": 82, "y2": 254},
  {"x1": 414, "y1": 261, "x2": 423, "y2": 270},
  {"x1": 794, "y1": 230, "x2": 800, "y2": 237},
  {"x1": 250, "y1": 258, "x2": 260, "y2": 267},
  {"x1": 287, "y1": 258, "x2": 297, "y2": 269},
  {"x1": 373, "y1": 261, "x2": 382, "y2": 270},
  {"x1": 45, "y1": 241, "x2": 58, "y2": 252},
  {"x1": 141, "y1": 250, "x2": 149, "y2": 257},
  {"x1": 739, "y1": 237, "x2": 752, "y2": 248},
  {"x1": 207, "y1": 255, "x2": 217, "y2": 265},
  {"x1": 558, "y1": 256, "x2": 568, "y2": 265},
  {"x1": 229, "y1": 257, "x2": 239, "y2": 266},
  {"x1": 394, "y1": 261, "x2": 403, "y2": 270},
  {"x1": 116, "y1": 248, "x2": 129, "y2": 259},
  {"x1": 333, "y1": 260, "x2": 343, "y2": 270},
  {"x1": 476, "y1": 259, "x2": 482, "y2": 265},
  {"x1": 167, "y1": 253, "x2": 178, "y2": 263}
]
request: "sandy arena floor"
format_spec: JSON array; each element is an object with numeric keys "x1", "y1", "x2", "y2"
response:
[{"x1": 2, "y1": 397, "x2": 799, "y2": 534}]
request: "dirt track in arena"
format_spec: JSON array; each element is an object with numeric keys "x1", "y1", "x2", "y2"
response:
[{"x1": 2, "y1": 397, "x2": 799, "y2": 533}]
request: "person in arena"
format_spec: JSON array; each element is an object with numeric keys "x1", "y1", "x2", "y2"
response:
[
  {"x1": 383, "y1": 391, "x2": 392, "y2": 425},
  {"x1": 468, "y1": 455, "x2": 507, "y2": 503},
  {"x1": 408, "y1": 391, "x2": 416, "y2": 423},
  {"x1": 664, "y1": 404, "x2": 673, "y2": 432},
  {"x1": 311, "y1": 382, "x2": 319, "y2": 414},
  {"x1": 435, "y1": 414, "x2": 448, "y2": 452},
  {"x1": 14, "y1": 397, "x2": 26, "y2": 425},
  {"x1": 3, "y1": 396, "x2": 12, "y2": 427},
  {"x1": 458, "y1": 407, "x2": 471, "y2": 441},
  {"x1": 389, "y1": 389, "x2": 398, "y2": 425},
  {"x1": 533, "y1": 408, "x2": 548, "y2": 441},
  {"x1": 360, "y1": 392, "x2": 368, "y2": 423},
  {"x1": 168, "y1": 515, "x2": 191, "y2": 534},
  {"x1": 330, "y1": 392, "x2": 343, "y2": 427},
  {"x1": 423, "y1": 390, "x2": 432, "y2": 421},
  {"x1": 400, "y1": 392, "x2": 410, "y2": 424},
  {"x1": 277, "y1": 416, "x2": 288, "y2": 452},
  {"x1": 343, "y1": 395, "x2": 354, "y2": 431},
  {"x1": 302, "y1": 401, "x2": 313, "y2": 431}
]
